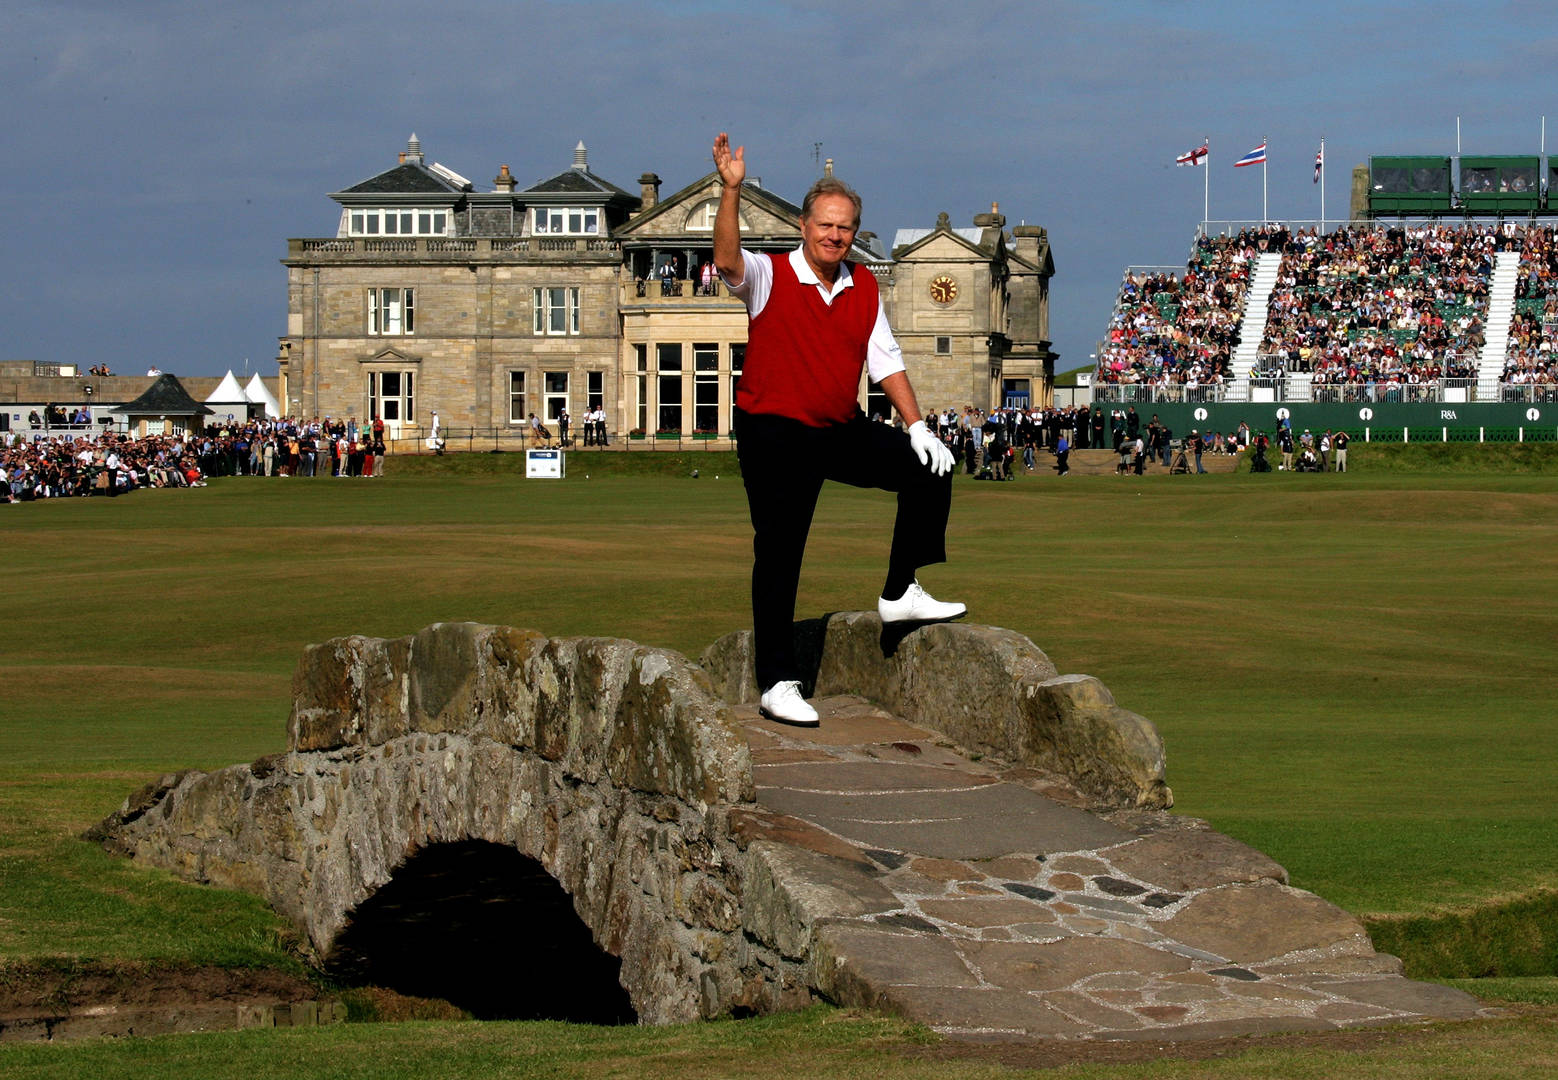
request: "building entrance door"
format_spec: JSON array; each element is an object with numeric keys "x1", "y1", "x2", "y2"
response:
[{"x1": 369, "y1": 370, "x2": 416, "y2": 434}]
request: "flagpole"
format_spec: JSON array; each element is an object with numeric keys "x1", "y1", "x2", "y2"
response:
[
  {"x1": 1319, "y1": 138, "x2": 1325, "y2": 232},
  {"x1": 1204, "y1": 136, "x2": 1210, "y2": 226},
  {"x1": 1262, "y1": 135, "x2": 1268, "y2": 223}
]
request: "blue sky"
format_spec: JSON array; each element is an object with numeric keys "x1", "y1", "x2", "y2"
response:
[{"x1": 5, "y1": 1, "x2": 1556, "y2": 378}]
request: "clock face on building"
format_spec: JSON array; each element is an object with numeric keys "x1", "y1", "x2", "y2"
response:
[{"x1": 929, "y1": 274, "x2": 958, "y2": 305}]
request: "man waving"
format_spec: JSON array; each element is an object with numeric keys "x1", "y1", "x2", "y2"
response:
[{"x1": 713, "y1": 132, "x2": 964, "y2": 727}]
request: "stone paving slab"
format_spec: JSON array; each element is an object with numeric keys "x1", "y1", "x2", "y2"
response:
[
  {"x1": 734, "y1": 696, "x2": 1495, "y2": 1042},
  {"x1": 755, "y1": 761, "x2": 999, "y2": 793},
  {"x1": 757, "y1": 780, "x2": 1130, "y2": 860}
]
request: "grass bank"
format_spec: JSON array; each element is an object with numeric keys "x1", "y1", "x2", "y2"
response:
[
  {"x1": 1368, "y1": 892, "x2": 1558, "y2": 979},
  {"x1": 1233, "y1": 440, "x2": 1558, "y2": 473},
  {"x1": 5, "y1": 1003, "x2": 1558, "y2": 1079},
  {"x1": 389, "y1": 447, "x2": 739, "y2": 479}
]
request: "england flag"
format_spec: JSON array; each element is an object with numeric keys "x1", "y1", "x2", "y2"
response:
[{"x1": 1176, "y1": 142, "x2": 1208, "y2": 167}]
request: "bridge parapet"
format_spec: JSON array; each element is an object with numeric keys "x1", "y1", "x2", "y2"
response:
[
  {"x1": 701, "y1": 612, "x2": 1170, "y2": 810},
  {"x1": 287, "y1": 623, "x2": 752, "y2": 805}
]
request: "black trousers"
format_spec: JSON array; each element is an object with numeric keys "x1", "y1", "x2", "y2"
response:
[{"x1": 734, "y1": 408, "x2": 952, "y2": 691}]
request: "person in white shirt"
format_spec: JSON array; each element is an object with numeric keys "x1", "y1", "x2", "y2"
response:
[{"x1": 711, "y1": 131, "x2": 962, "y2": 728}]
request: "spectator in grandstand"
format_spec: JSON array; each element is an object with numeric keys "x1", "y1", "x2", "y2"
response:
[
  {"x1": 1260, "y1": 223, "x2": 1495, "y2": 397},
  {"x1": 1093, "y1": 228, "x2": 1274, "y2": 396},
  {"x1": 1503, "y1": 226, "x2": 1558, "y2": 393}
]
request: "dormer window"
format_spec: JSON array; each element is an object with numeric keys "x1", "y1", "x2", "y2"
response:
[
  {"x1": 348, "y1": 209, "x2": 449, "y2": 236},
  {"x1": 533, "y1": 207, "x2": 600, "y2": 235}
]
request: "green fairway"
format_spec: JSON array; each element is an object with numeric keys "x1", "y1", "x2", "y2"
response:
[{"x1": 3, "y1": 459, "x2": 1558, "y2": 945}]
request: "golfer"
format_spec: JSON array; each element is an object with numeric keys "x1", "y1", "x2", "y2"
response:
[{"x1": 712, "y1": 132, "x2": 963, "y2": 727}]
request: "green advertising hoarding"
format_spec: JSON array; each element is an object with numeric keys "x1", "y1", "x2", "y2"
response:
[{"x1": 1111, "y1": 400, "x2": 1558, "y2": 442}]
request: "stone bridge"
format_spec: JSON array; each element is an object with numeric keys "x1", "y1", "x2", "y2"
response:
[{"x1": 92, "y1": 617, "x2": 1485, "y2": 1039}]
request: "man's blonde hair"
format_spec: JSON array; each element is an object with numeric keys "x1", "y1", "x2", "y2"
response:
[{"x1": 801, "y1": 177, "x2": 862, "y2": 230}]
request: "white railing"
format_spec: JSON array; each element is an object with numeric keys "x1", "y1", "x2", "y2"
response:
[
  {"x1": 290, "y1": 237, "x2": 623, "y2": 258},
  {"x1": 1496, "y1": 382, "x2": 1558, "y2": 403},
  {"x1": 1309, "y1": 381, "x2": 1451, "y2": 404},
  {"x1": 1091, "y1": 377, "x2": 1532, "y2": 404},
  {"x1": 1197, "y1": 217, "x2": 1526, "y2": 236},
  {"x1": 1090, "y1": 383, "x2": 1229, "y2": 404}
]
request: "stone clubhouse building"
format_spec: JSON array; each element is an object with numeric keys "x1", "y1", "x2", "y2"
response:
[{"x1": 278, "y1": 135, "x2": 1056, "y2": 440}]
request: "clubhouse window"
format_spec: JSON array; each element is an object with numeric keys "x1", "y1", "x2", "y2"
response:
[
  {"x1": 368, "y1": 288, "x2": 414, "y2": 336},
  {"x1": 508, "y1": 371, "x2": 526, "y2": 424},
  {"x1": 532, "y1": 207, "x2": 600, "y2": 235},
  {"x1": 349, "y1": 209, "x2": 448, "y2": 236},
  {"x1": 533, "y1": 287, "x2": 580, "y2": 335}
]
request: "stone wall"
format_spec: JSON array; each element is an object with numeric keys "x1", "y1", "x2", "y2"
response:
[
  {"x1": 282, "y1": 253, "x2": 622, "y2": 427},
  {"x1": 699, "y1": 612, "x2": 1171, "y2": 810}
]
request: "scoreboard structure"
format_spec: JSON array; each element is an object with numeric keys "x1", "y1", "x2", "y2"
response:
[{"x1": 1367, "y1": 154, "x2": 1548, "y2": 217}]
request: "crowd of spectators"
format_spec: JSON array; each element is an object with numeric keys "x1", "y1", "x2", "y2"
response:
[
  {"x1": 1093, "y1": 227, "x2": 1281, "y2": 392},
  {"x1": 1503, "y1": 225, "x2": 1558, "y2": 387},
  {"x1": 189, "y1": 416, "x2": 390, "y2": 478},
  {"x1": 3, "y1": 415, "x2": 394, "y2": 503},
  {"x1": 1095, "y1": 223, "x2": 1531, "y2": 399},
  {"x1": 915, "y1": 403, "x2": 1248, "y2": 476},
  {"x1": 1260, "y1": 224, "x2": 1500, "y2": 388},
  {"x1": 2, "y1": 429, "x2": 208, "y2": 502}
]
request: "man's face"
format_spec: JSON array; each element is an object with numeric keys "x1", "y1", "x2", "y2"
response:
[{"x1": 800, "y1": 194, "x2": 858, "y2": 278}]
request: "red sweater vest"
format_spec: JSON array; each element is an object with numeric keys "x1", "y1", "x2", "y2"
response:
[{"x1": 738, "y1": 253, "x2": 878, "y2": 426}]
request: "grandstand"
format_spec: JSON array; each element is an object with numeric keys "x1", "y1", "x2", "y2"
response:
[
  {"x1": 1090, "y1": 150, "x2": 1558, "y2": 439},
  {"x1": 1094, "y1": 223, "x2": 1558, "y2": 405},
  {"x1": 1091, "y1": 152, "x2": 1558, "y2": 438}
]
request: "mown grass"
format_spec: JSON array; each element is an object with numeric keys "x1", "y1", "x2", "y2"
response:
[
  {"x1": 2, "y1": 449, "x2": 1557, "y2": 1072},
  {"x1": 3, "y1": 461, "x2": 1556, "y2": 927},
  {"x1": 5, "y1": 1004, "x2": 1558, "y2": 1079}
]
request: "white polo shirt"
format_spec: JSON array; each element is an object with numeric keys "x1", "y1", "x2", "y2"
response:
[{"x1": 725, "y1": 247, "x2": 907, "y2": 384}]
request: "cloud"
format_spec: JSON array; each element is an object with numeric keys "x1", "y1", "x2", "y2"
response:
[{"x1": 1, "y1": 0, "x2": 1553, "y2": 377}]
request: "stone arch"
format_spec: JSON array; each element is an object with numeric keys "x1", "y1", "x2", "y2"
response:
[
  {"x1": 325, "y1": 840, "x2": 635, "y2": 1022},
  {"x1": 94, "y1": 624, "x2": 764, "y2": 1024}
]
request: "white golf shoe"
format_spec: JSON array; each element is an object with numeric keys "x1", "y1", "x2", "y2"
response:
[
  {"x1": 878, "y1": 581, "x2": 967, "y2": 624},
  {"x1": 759, "y1": 680, "x2": 819, "y2": 727}
]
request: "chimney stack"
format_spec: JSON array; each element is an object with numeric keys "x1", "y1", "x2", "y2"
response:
[
  {"x1": 1012, "y1": 224, "x2": 1046, "y2": 263},
  {"x1": 494, "y1": 164, "x2": 516, "y2": 193},
  {"x1": 639, "y1": 172, "x2": 661, "y2": 210},
  {"x1": 973, "y1": 201, "x2": 1006, "y2": 229},
  {"x1": 824, "y1": 157, "x2": 834, "y2": 178}
]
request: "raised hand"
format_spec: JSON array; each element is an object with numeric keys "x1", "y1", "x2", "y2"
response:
[{"x1": 713, "y1": 132, "x2": 745, "y2": 189}]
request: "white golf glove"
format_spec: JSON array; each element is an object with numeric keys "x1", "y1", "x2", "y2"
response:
[{"x1": 907, "y1": 421, "x2": 954, "y2": 476}]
